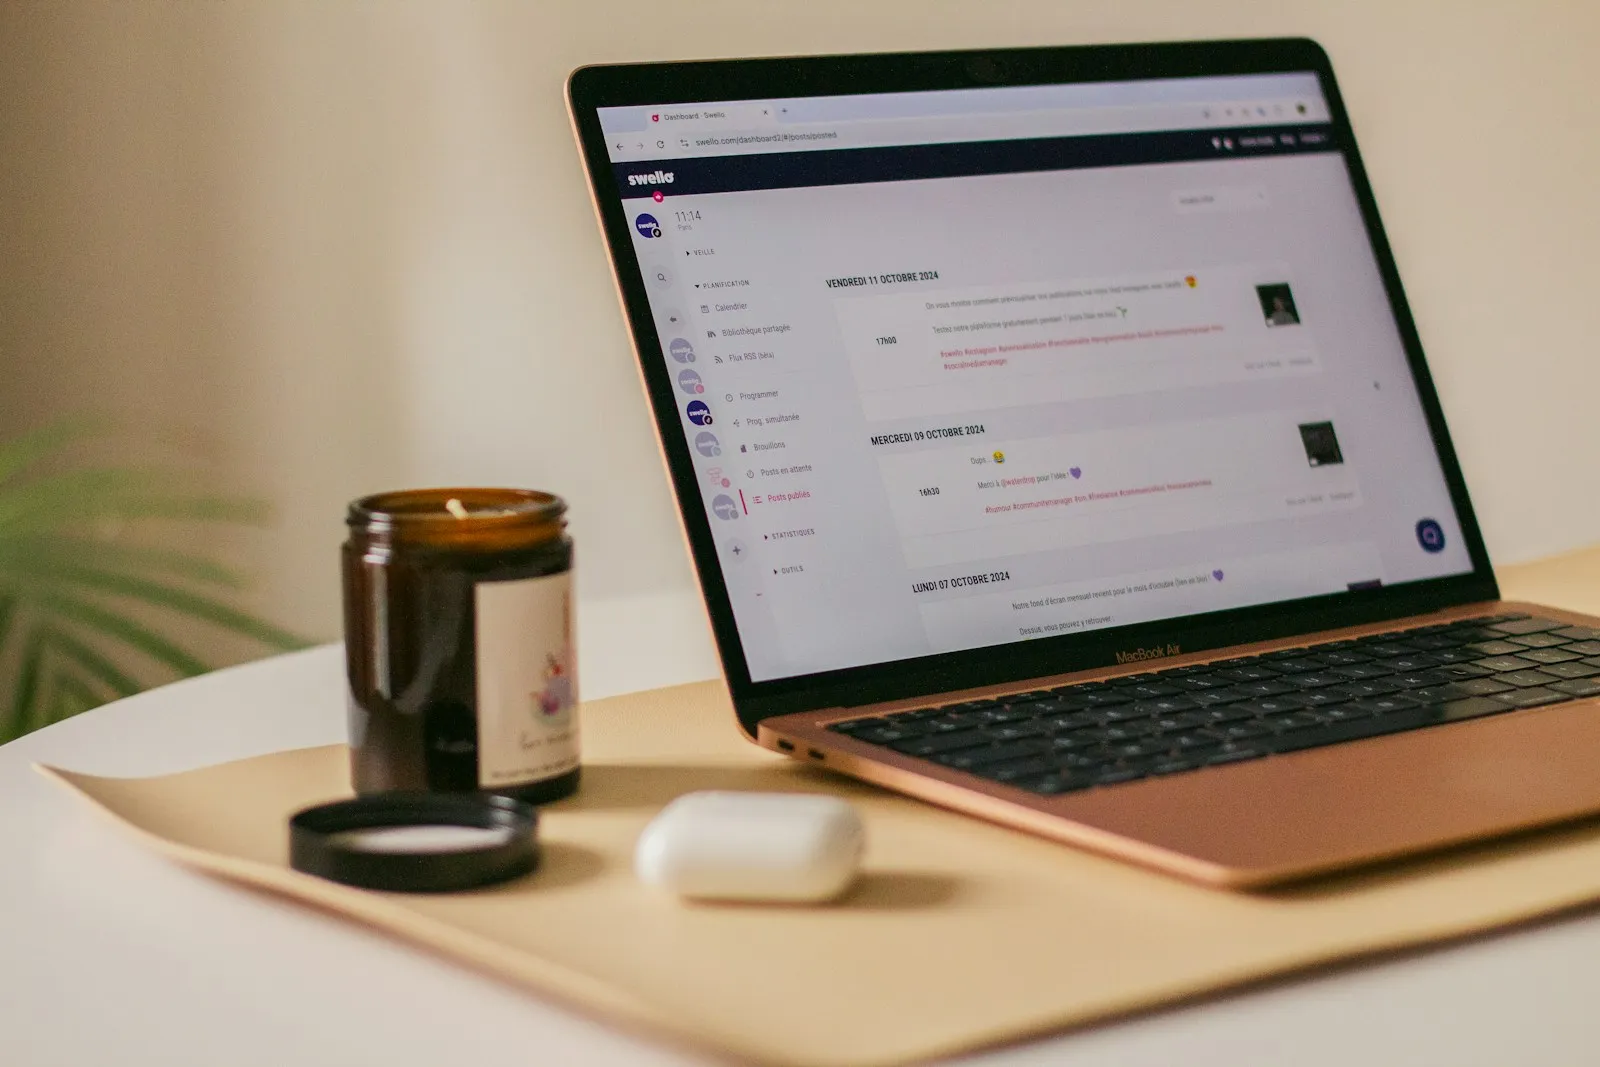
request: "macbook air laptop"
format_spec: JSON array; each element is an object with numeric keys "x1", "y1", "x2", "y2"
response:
[{"x1": 567, "y1": 39, "x2": 1600, "y2": 888}]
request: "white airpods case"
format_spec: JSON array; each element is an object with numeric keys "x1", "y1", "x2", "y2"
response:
[{"x1": 634, "y1": 791, "x2": 865, "y2": 903}]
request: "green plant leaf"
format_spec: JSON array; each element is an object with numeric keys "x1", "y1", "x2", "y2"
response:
[
  {"x1": 0, "y1": 468, "x2": 271, "y2": 536},
  {"x1": 5, "y1": 629, "x2": 46, "y2": 744},
  {"x1": 0, "y1": 418, "x2": 96, "y2": 486},
  {"x1": 39, "y1": 626, "x2": 141, "y2": 699},
  {"x1": 8, "y1": 559, "x2": 306, "y2": 651},
  {"x1": 0, "y1": 535, "x2": 247, "y2": 590},
  {"x1": 46, "y1": 670, "x2": 102, "y2": 727},
  {"x1": 31, "y1": 590, "x2": 210, "y2": 678},
  {"x1": 0, "y1": 595, "x2": 16, "y2": 656}
]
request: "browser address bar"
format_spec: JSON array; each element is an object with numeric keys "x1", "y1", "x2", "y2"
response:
[{"x1": 613, "y1": 99, "x2": 1322, "y2": 161}]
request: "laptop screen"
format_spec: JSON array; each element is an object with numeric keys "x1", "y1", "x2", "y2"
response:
[{"x1": 595, "y1": 72, "x2": 1473, "y2": 683}]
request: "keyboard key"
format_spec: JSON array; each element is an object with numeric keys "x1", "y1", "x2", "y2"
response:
[
  {"x1": 1350, "y1": 694, "x2": 1420, "y2": 715},
  {"x1": 1466, "y1": 640, "x2": 1525, "y2": 656},
  {"x1": 1328, "y1": 662, "x2": 1396, "y2": 680},
  {"x1": 1318, "y1": 649, "x2": 1374, "y2": 665},
  {"x1": 936, "y1": 740, "x2": 1053, "y2": 769},
  {"x1": 1564, "y1": 640, "x2": 1600, "y2": 656},
  {"x1": 1018, "y1": 773, "x2": 1096, "y2": 796},
  {"x1": 1437, "y1": 697, "x2": 1517, "y2": 721},
  {"x1": 1407, "y1": 633, "x2": 1468, "y2": 650},
  {"x1": 1430, "y1": 662, "x2": 1496, "y2": 679},
  {"x1": 827, "y1": 717, "x2": 880, "y2": 734},
  {"x1": 1445, "y1": 677, "x2": 1514, "y2": 696},
  {"x1": 1540, "y1": 661, "x2": 1600, "y2": 680},
  {"x1": 1204, "y1": 746, "x2": 1268, "y2": 766},
  {"x1": 1108, "y1": 740, "x2": 1169, "y2": 760},
  {"x1": 1338, "y1": 679, "x2": 1404, "y2": 698},
  {"x1": 1169, "y1": 675, "x2": 1227, "y2": 691},
  {"x1": 1233, "y1": 679, "x2": 1296, "y2": 697},
  {"x1": 1287, "y1": 672, "x2": 1346, "y2": 689},
  {"x1": 1507, "y1": 632, "x2": 1570, "y2": 649},
  {"x1": 1268, "y1": 657, "x2": 1325, "y2": 674},
  {"x1": 1320, "y1": 704, "x2": 1377, "y2": 722},
  {"x1": 1268, "y1": 706, "x2": 1438, "y2": 753},
  {"x1": 1132, "y1": 696, "x2": 1200, "y2": 716},
  {"x1": 1150, "y1": 757, "x2": 1204, "y2": 776},
  {"x1": 1476, "y1": 656, "x2": 1539, "y2": 673},
  {"x1": 1381, "y1": 656, "x2": 1441, "y2": 673},
  {"x1": 1552, "y1": 678, "x2": 1600, "y2": 698},
  {"x1": 1428, "y1": 647, "x2": 1483, "y2": 664},
  {"x1": 1200, "y1": 705, "x2": 1257, "y2": 724},
  {"x1": 1489, "y1": 687, "x2": 1568, "y2": 709},
  {"x1": 1213, "y1": 665, "x2": 1281, "y2": 683},
  {"x1": 1515, "y1": 647, "x2": 1581, "y2": 665},
  {"x1": 1093, "y1": 767, "x2": 1149, "y2": 786},
  {"x1": 1241, "y1": 696, "x2": 1309, "y2": 715},
  {"x1": 989, "y1": 756, "x2": 1065, "y2": 782},
  {"x1": 1168, "y1": 730, "x2": 1221, "y2": 751},
  {"x1": 1189, "y1": 688, "x2": 1252, "y2": 707},
  {"x1": 853, "y1": 724, "x2": 918, "y2": 743},
  {"x1": 986, "y1": 720, "x2": 1053, "y2": 741},
  {"x1": 1266, "y1": 712, "x2": 1323, "y2": 732},
  {"x1": 1120, "y1": 682, "x2": 1183, "y2": 699},
  {"x1": 1299, "y1": 688, "x2": 1355, "y2": 707},
  {"x1": 1498, "y1": 669, "x2": 1562, "y2": 688},
  {"x1": 1362, "y1": 641, "x2": 1422, "y2": 657},
  {"x1": 1491, "y1": 617, "x2": 1566, "y2": 635},
  {"x1": 890, "y1": 729, "x2": 992, "y2": 757},
  {"x1": 1552, "y1": 627, "x2": 1600, "y2": 642},
  {"x1": 1410, "y1": 684, "x2": 1474, "y2": 704}
]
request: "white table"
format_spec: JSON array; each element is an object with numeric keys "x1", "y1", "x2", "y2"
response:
[{"x1": 5, "y1": 589, "x2": 1600, "y2": 1067}]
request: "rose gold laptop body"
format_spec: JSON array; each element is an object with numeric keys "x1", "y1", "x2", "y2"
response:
[{"x1": 567, "y1": 40, "x2": 1600, "y2": 889}]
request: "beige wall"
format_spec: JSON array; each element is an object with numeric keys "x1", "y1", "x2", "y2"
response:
[{"x1": 2, "y1": 0, "x2": 1597, "y2": 657}]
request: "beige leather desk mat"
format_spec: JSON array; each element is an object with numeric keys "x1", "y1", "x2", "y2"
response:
[{"x1": 37, "y1": 549, "x2": 1600, "y2": 1067}]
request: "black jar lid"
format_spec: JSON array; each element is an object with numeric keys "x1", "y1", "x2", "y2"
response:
[{"x1": 289, "y1": 793, "x2": 539, "y2": 893}]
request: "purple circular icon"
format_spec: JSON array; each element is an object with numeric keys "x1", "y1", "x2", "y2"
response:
[
  {"x1": 686, "y1": 400, "x2": 713, "y2": 426},
  {"x1": 668, "y1": 337, "x2": 695, "y2": 363},
  {"x1": 711, "y1": 494, "x2": 739, "y2": 520},
  {"x1": 635, "y1": 213, "x2": 662, "y2": 238},
  {"x1": 1415, "y1": 518, "x2": 1445, "y2": 553},
  {"x1": 678, "y1": 369, "x2": 705, "y2": 394}
]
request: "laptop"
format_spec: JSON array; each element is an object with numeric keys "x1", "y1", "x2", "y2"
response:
[{"x1": 567, "y1": 39, "x2": 1600, "y2": 888}]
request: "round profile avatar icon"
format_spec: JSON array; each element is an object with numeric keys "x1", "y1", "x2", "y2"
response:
[
  {"x1": 1415, "y1": 518, "x2": 1446, "y2": 554},
  {"x1": 677, "y1": 369, "x2": 705, "y2": 394},
  {"x1": 686, "y1": 400, "x2": 713, "y2": 426},
  {"x1": 668, "y1": 337, "x2": 695, "y2": 363},
  {"x1": 635, "y1": 213, "x2": 663, "y2": 238},
  {"x1": 694, "y1": 431, "x2": 721, "y2": 457},
  {"x1": 711, "y1": 494, "x2": 739, "y2": 520}
]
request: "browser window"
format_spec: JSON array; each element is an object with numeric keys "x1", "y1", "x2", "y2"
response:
[{"x1": 597, "y1": 73, "x2": 1472, "y2": 683}]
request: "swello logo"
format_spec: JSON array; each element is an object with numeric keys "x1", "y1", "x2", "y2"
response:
[
  {"x1": 634, "y1": 213, "x2": 662, "y2": 238},
  {"x1": 627, "y1": 170, "x2": 675, "y2": 186}
]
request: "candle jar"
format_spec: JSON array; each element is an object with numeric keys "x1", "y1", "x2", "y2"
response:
[{"x1": 342, "y1": 488, "x2": 579, "y2": 804}]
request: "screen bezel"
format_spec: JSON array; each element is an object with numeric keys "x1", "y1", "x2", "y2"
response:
[{"x1": 567, "y1": 38, "x2": 1498, "y2": 735}]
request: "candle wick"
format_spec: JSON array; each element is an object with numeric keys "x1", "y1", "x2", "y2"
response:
[{"x1": 445, "y1": 498, "x2": 469, "y2": 520}]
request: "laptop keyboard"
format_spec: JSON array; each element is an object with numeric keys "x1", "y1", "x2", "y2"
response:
[{"x1": 824, "y1": 614, "x2": 1600, "y2": 796}]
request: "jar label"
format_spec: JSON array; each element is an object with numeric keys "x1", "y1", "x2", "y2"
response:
[{"x1": 474, "y1": 571, "x2": 579, "y2": 788}]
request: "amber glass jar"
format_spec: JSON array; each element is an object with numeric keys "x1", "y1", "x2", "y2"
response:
[{"x1": 342, "y1": 488, "x2": 579, "y2": 804}]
